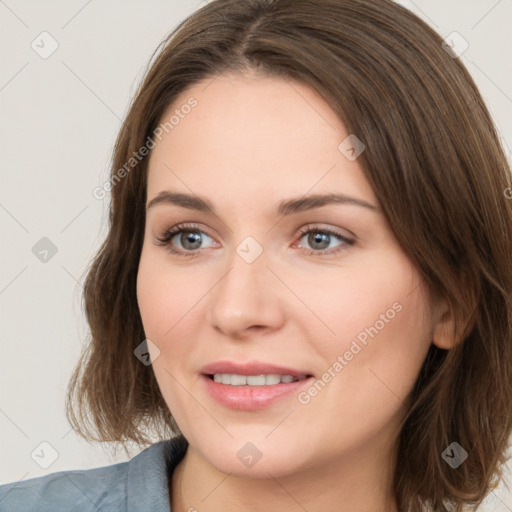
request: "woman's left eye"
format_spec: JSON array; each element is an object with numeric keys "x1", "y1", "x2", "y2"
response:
[
  {"x1": 295, "y1": 227, "x2": 354, "y2": 255},
  {"x1": 154, "y1": 223, "x2": 354, "y2": 257}
]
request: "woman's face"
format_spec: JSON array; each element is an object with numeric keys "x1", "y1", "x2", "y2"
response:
[{"x1": 137, "y1": 72, "x2": 447, "y2": 477}]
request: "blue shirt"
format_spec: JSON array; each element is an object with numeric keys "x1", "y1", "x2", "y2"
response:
[{"x1": 0, "y1": 435, "x2": 188, "y2": 511}]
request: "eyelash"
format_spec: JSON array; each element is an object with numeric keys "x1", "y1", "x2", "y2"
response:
[{"x1": 154, "y1": 223, "x2": 355, "y2": 258}]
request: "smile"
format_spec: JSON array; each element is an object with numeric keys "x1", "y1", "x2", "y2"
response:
[{"x1": 210, "y1": 373, "x2": 307, "y2": 386}]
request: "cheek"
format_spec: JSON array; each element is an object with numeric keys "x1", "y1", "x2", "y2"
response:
[
  {"x1": 136, "y1": 253, "x2": 204, "y2": 425},
  {"x1": 298, "y1": 254, "x2": 423, "y2": 346},
  {"x1": 307, "y1": 252, "x2": 432, "y2": 397},
  {"x1": 136, "y1": 258, "x2": 167, "y2": 341},
  {"x1": 136, "y1": 248, "x2": 216, "y2": 426},
  {"x1": 136, "y1": 250, "x2": 203, "y2": 342},
  {"x1": 293, "y1": 274, "x2": 432, "y2": 458},
  {"x1": 326, "y1": 289, "x2": 431, "y2": 423}
]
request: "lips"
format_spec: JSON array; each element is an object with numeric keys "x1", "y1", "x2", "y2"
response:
[{"x1": 200, "y1": 360, "x2": 314, "y2": 410}]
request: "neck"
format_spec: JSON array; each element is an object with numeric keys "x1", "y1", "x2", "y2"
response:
[{"x1": 170, "y1": 435, "x2": 399, "y2": 512}]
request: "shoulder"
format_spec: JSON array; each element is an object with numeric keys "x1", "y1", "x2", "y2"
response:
[
  {"x1": 0, "y1": 436, "x2": 188, "y2": 512},
  {"x1": 0, "y1": 458, "x2": 129, "y2": 512}
]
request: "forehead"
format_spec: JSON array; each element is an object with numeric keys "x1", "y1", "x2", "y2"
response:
[{"x1": 146, "y1": 73, "x2": 378, "y2": 208}]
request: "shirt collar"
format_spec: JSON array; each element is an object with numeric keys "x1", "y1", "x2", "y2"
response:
[{"x1": 126, "y1": 435, "x2": 188, "y2": 512}]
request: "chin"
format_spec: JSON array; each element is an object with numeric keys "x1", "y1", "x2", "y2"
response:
[{"x1": 187, "y1": 427, "x2": 313, "y2": 478}]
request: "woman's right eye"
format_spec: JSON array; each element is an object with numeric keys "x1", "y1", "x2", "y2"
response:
[{"x1": 154, "y1": 223, "x2": 216, "y2": 257}]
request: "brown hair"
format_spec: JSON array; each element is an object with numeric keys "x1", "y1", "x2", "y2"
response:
[{"x1": 66, "y1": 0, "x2": 512, "y2": 510}]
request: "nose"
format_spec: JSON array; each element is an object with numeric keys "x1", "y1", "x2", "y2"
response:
[{"x1": 207, "y1": 242, "x2": 287, "y2": 340}]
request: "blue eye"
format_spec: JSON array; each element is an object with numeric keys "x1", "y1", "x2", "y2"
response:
[
  {"x1": 296, "y1": 227, "x2": 354, "y2": 255},
  {"x1": 154, "y1": 223, "x2": 354, "y2": 258},
  {"x1": 155, "y1": 223, "x2": 215, "y2": 257}
]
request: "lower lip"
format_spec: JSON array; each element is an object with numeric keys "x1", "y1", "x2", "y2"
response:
[{"x1": 202, "y1": 374, "x2": 313, "y2": 410}]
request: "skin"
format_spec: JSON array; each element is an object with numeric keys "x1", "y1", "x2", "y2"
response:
[{"x1": 136, "y1": 71, "x2": 456, "y2": 512}]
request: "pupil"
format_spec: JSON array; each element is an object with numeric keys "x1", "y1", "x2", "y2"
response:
[
  {"x1": 309, "y1": 232, "x2": 329, "y2": 250},
  {"x1": 182, "y1": 231, "x2": 202, "y2": 250}
]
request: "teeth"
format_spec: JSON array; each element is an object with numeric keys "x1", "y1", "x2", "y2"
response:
[
  {"x1": 211, "y1": 373, "x2": 300, "y2": 386},
  {"x1": 231, "y1": 374, "x2": 247, "y2": 386}
]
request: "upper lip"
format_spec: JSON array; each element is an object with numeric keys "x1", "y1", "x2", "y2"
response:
[{"x1": 201, "y1": 361, "x2": 312, "y2": 378}]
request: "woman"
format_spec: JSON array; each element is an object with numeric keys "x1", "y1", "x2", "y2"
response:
[{"x1": 1, "y1": 0, "x2": 511, "y2": 511}]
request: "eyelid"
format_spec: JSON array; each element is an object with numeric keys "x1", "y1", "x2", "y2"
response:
[{"x1": 295, "y1": 223, "x2": 355, "y2": 241}]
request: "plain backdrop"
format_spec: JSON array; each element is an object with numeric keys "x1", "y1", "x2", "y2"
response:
[{"x1": 1, "y1": 0, "x2": 511, "y2": 509}]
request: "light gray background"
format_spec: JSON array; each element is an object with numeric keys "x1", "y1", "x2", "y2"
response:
[{"x1": 1, "y1": 0, "x2": 511, "y2": 510}]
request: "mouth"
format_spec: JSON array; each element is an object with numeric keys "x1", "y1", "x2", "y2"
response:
[
  {"x1": 207, "y1": 373, "x2": 310, "y2": 386},
  {"x1": 200, "y1": 361, "x2": 314, "y2": 410}
]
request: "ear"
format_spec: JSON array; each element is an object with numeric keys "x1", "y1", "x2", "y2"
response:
[
  {"x1": 431, "y1": 291, "x2": 477, "y2": 350},
  {"x1": 431, "y1": 296, "x2": 457, "y2": 349}
]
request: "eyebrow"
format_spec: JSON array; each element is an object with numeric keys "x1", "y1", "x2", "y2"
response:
[{"x1": 146, "y1": 191, "x2": 379, "y2": 215}]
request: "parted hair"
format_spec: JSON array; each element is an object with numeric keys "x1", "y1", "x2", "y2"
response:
[{"x1": 65, "y1": 0, "x2": 512, "y2": 510}]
